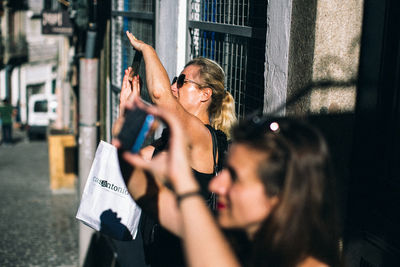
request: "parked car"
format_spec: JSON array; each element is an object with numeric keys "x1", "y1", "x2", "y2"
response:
[{"x1": 27, "y1": 94, "x2": 57, "y2": 139}]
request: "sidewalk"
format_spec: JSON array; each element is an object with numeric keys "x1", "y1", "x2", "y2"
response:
[
  {"x1": 0, "y1": 124, "x2": 28, "y2": 145},
  {"x1": 0, "y1": 132, "x2": 79, "y2": 266}
]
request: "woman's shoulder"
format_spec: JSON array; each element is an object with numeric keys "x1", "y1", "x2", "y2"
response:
[
  {"x1": 205, "y1": 125, "x2": 228, "y2": 153},
  {"x1": 298, "y1": 256, "x2": 329, "y2": 267},
  {"x1": 205, "y1": 125, "x2": 228, "y2": 143}
]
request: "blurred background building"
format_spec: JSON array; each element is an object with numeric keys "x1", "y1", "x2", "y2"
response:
[{"x1": 0, "y1": 0, "x2": 76, "y2": 138}]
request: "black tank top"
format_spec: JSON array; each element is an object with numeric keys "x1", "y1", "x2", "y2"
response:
[{"x1": 140, "y1": 125, "x2": 228, "y2": 267}]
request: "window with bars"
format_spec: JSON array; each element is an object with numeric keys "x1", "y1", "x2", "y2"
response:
[
  {"x1": 110, "y1": 0, "x2": 155, "y2": 129},
  {"x1": 188, "y1": 0, "x2": 267, "y2": 118}
]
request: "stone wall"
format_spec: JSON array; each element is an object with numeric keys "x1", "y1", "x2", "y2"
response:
[{"x1": 268, "y1": 0, "x2": 364, "y2": 115}]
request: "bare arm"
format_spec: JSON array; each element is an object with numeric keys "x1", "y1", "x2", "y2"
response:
[
  {"x1": 178, "y1": 191, "x2": 240, "y2": 267},
  {"x1": 119, "y1": 67, "x2": 140, "y2": 117},
  {"x1": 125, "y1": 31, "x2": 180, "y2": 111}
]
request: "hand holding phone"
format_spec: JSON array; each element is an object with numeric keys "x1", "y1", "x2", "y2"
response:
[
  {"x1": 117, "y1": 102, "x2": 158, "y2": 153},
  {"x1": 119, "y1": 50, "x2": 143, "y2": 116}
]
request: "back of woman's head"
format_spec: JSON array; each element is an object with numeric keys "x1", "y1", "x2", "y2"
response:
[
  {"x1": 185, "y1": 57, "x2": 236, "y2": 138},
  {"x1": 232, "y1": 116, "x2": 340, "y2": 267}
]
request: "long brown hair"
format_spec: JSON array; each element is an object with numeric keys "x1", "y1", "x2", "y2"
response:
[
  {"x1": 232, "y1": 116, "x2": 341, "y2": 267},
  {"x1": 185, "y1": 57, "x2": 236, "y2": 138}
]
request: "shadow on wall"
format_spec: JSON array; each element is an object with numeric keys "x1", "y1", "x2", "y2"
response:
[
  {"x1": 287, "y1": 0, "x2": 318, "y2": 114},
  {"x1": 313, "y1": 34, "x2": 360, "y2": 81},
  {"x1": 287, "y1": 0, "x2": 361, "y2": 114}
]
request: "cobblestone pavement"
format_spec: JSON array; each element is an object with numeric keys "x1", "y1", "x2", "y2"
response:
[{"x1": 0, "y1": 132, "x2": 79, "y2": 267}]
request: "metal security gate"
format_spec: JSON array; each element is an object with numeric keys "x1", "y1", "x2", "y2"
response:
[
  {"x1": 110, "y1": 0, "x2": 155, "y2": 132},
  {"x1": 188, "y1": 0, "x2": 267, "y2": 118}
]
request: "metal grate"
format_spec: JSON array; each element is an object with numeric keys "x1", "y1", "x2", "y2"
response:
[
  {"x1": 189, "y1": 0, "x2": 266, "y2": 118},
  {"x1": 110, "y1": 0, "x2": 155, "y2": 129},
  {"x1": 111, "y1": 89, "x2": 120, "y2": 127},
  {"x1": 112, "y1": 0, "x2": 153, "y2": 13},
  {"x1": 111, "y1": 17, "x2": 153, "y2": 89},
  {"x1": 190, "y1": 30, "x2": 248, "y2": 117},
  {"x1": 190, "y1": 0, "x2": 250, "y2": 26}
]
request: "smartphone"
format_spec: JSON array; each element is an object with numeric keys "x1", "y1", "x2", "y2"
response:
[
  {"x1": 129, "y1": 50, "x2": 143, "y2": 80},
  {"x1": 117, "y1": 104, "x2": 157, "y2": 153}
]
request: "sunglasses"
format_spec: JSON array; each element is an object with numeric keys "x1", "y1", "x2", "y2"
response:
[{"x1": 171, "y1": 74, "x2": 207, "y2": 89}]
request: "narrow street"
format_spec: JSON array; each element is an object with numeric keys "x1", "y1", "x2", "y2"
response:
[{"x1": 0, "y1": 132, "x2": 79, "y2": 267}]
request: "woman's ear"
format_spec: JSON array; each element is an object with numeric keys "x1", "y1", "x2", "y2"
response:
[{"x1": 200, "y1": 87, "x2": 212, "y2": 102}]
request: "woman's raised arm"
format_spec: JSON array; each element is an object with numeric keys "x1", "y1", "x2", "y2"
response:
[
  {"x1": 126, "y1": 31, "x2": 177, "y2": 109},
  {"x1": 125, "y1": 31, "x2": 213, "y2": 174}
]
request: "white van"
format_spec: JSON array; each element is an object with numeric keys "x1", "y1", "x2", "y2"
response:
[{"x1": 27, "y1": 94, "x2": 57, "y2": 139}]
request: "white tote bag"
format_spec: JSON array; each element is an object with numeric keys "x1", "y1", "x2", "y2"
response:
[{"x1": 76, "y1": 141, "x2": 142, "y2": 240}]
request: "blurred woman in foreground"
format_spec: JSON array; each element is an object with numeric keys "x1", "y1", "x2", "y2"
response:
[{"x1": 120, "y1": 100, "x2": 341, "y2": 267}]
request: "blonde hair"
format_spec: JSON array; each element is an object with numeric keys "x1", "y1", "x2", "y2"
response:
[{"x1": 185, "y1": 57, "x2": 237, "y2": 138}]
